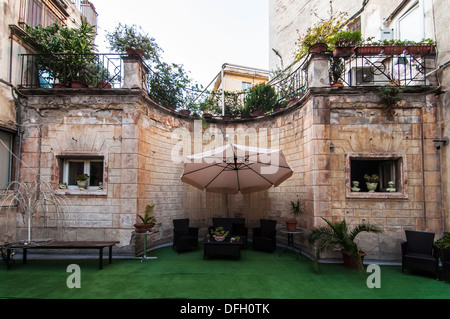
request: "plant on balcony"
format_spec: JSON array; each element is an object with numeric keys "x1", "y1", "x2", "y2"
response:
[
  {"x1": 354, "y1": 37, "x2": 384, "y2": 56},
  {"x1": 23, "y1": 17, "x2": 97, "y2": 87},
  {"x1": 381, "y1": 39, "x2": 408, "y2": 55},
  {"x1": 295, "y1": 3, "x2": 346, "y2": 60},
  {"x1": 106, "y1": 23, "x2": 162, "y2": 63},
  {"x1": 405, "y1": 38, "x2": 435, "y2": 56},
  {"x1": 330, "y1": 30, "x2": 363, "y2": 57},
  {"x1": 329, "y1": 57, "x2": 345, "y2": 87},
  {"x1": 244, "y1": 83, "x2": 279, "y2": 116}
]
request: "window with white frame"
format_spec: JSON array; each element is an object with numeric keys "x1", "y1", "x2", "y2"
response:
[
  {"x1": 60, "y1": 156, "x2": 104, "y2": 189},
  {"x1": 0, "y1": 131, "x2": 13, "y2": 189},
  {"x1": 397, "y1": 4, "x2": 424, "y2": 42}
]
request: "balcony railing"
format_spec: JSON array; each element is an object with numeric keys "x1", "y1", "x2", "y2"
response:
[
  {"x1": 338, "y1": 53, "x2": 435, "y2": 87},
  {"x1": 270, "y1": 51, "x2": 435, "y2": 101},
  {"x1": 18, "y1": 53, "x2": 123, "y2": 88}
]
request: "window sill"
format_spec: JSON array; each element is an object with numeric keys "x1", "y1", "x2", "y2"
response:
[
  {"x1": 56, "y1": 189, "x2": 107, "y2": 196},
  {"x1": 346, "y1": 191, "x2": 407, "y2": 199}
]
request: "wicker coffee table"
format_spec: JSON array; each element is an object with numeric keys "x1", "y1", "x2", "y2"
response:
[{"x1": 203, "y1": 237, "x2": 243, "y2": 260}]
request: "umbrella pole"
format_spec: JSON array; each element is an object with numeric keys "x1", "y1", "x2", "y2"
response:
[{"x1": 226, "y1": 194, "x2": 229, "y2": 218}]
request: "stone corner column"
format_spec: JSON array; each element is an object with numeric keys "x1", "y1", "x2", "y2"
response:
[
  {"x1": 307, "y1": 54, "x2": 330, "y2": 88},
  {"x1": 122, "y1": 56, "x2": 149, "y2": 90}
]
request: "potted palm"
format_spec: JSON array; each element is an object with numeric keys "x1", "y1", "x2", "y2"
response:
[
  {"x1": 308, "y1": 217, "x2": 383, "y2": 272},
  {"x1": 134, "y1": 204, "x2": 157, "y2": 233},
  {"x1": 286, "y1": 196, "x2": 304, "y2": 231}
]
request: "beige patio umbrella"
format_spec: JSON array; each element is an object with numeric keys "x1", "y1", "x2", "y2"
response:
[{"x1": 181, "y1": 143, "x2": 293, "y2": 194}]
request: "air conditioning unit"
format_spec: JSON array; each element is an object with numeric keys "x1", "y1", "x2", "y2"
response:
[{"x1": 348, "y1": 66, "x2": 374, "y2": 86}]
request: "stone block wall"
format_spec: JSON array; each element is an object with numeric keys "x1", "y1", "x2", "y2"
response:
[{"x1": 7, "y1": 80, "x2": 442, "y2": 261}]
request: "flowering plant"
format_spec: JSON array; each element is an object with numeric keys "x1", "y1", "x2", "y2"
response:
[{"x1": 364, "y1": 174, "x2": 379, "y2": 183}]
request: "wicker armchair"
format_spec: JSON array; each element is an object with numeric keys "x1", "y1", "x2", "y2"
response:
[
  {"x1": 252, "y1": 219, "x2": 277, "y2": 252},
  {"x1": 440, "y1": 248, "x2": 450, "y2": 282},
  {"x1": 401, "y1": 230, "x2": 439, "y2": 279},
  {"x1": 173, "y1": 219, "x2": 198, "y2": 252}
]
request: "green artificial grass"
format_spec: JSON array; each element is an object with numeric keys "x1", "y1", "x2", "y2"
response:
[{"x1": 1, "y1": 244, "x2": 449, "y2": 300}]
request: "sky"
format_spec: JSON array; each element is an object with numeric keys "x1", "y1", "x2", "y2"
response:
[{"x1": 93, "y1": 0, "x2": 269, "y2": 89}]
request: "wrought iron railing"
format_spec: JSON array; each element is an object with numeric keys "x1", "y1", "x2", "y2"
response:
[
  {"x1": 18, "y1": 53, "x2": 123, "y2": 88},
  {"x1": 268, "y1": 59, "x2": 308, "y2": 104},
  {"x1": 338, "y1": 53, "x2": 435, "y2": 87}
]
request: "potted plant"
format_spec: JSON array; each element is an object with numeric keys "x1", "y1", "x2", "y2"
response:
[
  {"x1": 106, "y1": 23, "x2": 162, "y2": 63},
  {"x1": 134, "y1": 204, "x2": 157, "y2": 233},
  {"x1": 435, "y1": 232, "x2": 450, "y2": 280},
  {"x1": 244, "y1": 83, "x2": 279, "y2": 116},
  {"x1": 210, "y1": 226, "x2": 229, "y2": 241},
  {"x1": 364, "y1": 174, "x2": 379, "y2": 192},
  {"x1": 22, "y1": 18, "x2": 97, "y2": 88},
  {"x1": 286, "y1": 196, "x2": 304, "y2": 231},
  {"x1": 329, "y1": 57, "x2": 345, "y2": 87},
  {"x1": 295, "y1": 5, "x2": 346, "y2": 60},
  {"x1": 355, "y1": 37, "x2": 384, "y2": 56},
  {"x1": 381, "y1": 39, "x2": 407, "y2": 56},
  {"x1": 308, "y1": 217, "x2": 384, "y2": 272},
  {"x1": 406, "y1": 38, "x2": 435, "y2": 56},
  {"x1": 330, "y1": 30, "x2": 363, "y2": 58},
  {"x1": 76, "y1": 173, "x2": 89, "y2": 189}
]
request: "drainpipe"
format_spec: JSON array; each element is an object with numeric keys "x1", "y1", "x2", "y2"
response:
[
  {"x1": 421, "y1": 111, "x2": 427, "y2": 231},
  {"x1": 221, "y1": 65, "x2": 225, "y2": 116}
]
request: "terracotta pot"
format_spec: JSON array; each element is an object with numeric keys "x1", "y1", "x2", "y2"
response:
[
  {"x1": 178, "y1": 109, "x2": 191, "y2": 115},
  {"x1": 202, "y1": 112, "x2": 213, "y2": 119},
  {"x1": 222, "y1": 113, "x2": 233, "y2": 120},
  {"x1": 97, "y1": 81, "x2": 111, "y2": 88},
  {"x1": 405, "y1": 45, "x2": 434, "y2": 56},
  {"x1": 382, "y1": 45, "x2": 406, "y2": 56},
  {"x1": 309, "y1": 43, "x2": 328, "y2": 54},
  {"x1": 286, "y1": 220, "x2": 297, "y2": 231},
  {"x1": 164, "y1": 105, "x2": 176, "y2": 111},
  {"x1": 134, "y1": 223, "x2": 155, "y2": 233},
  {"x1": 333, "y1": 47, "x2": 354, "y2": 58},
  {"x1": 71, "y1": 80, "x2": 88, "y2": 88},
  {"x1": 355, "y1": 45, "x2": 383, "y2": 56},
  {"x1": 53, "y1": 83, "x2": 68, "y2": 88},
  {"x1": 126, "y1": 48, "x2": 144, "y2": 58},
  {"x1": 251, "y1": 110, "x2": 265, "y2": 117},
  {"x1": 288, "y1": 97, "x2": 298, "y2": 106},
  {"x1": 341, "y1": 250, "x2": 366, "y2": 270},
  {"x1": 331, "y1": 82, "x2": 344, "y2": 87}
]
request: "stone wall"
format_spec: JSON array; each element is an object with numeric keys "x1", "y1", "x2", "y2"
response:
[{"x1": 7, "y1": 74, "x2": 441, "y2": 261}]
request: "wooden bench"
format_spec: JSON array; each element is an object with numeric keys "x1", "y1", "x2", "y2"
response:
[{"x1": 2, "y1": 241, "x2": 120, "y2": 270}]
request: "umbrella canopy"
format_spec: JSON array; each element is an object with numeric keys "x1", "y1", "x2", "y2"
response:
[{"x1": 181, "y1": 143, "x2": 293, "y2": 194}]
